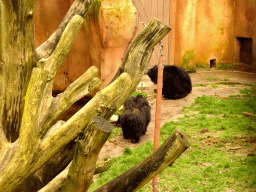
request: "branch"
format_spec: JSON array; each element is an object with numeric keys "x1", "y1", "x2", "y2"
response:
[
  {"x1": 0, "y1": 121, "x2": 8, "y2": 149},
  {"x1": 62, "y1": 116, "x2": 114, "y2": 191},
  {"x1": 43, "y1": 121, "x2": 65, "y2": 139},
  {"x1": 110, "y1": 18, "x2": 171, "y2": 92},
  {"x1": 38, "y1": 156, "x2": 111, "y2": 192},
  {"x1": 95, "y1": 129, "x2": 189, "y2": 192},
  {"x1": 0, "y1": 73, "x2": 131, "y2": 191},
  {"x1": 36, "y1": 16, "x2": 93, "y2": 133},
  {"x1": 243, "y1": 112, "x2": 256, "y2": 118},
  {"x1": 38, "y1": 163, "x2": 71, "y2": 192},
  {"x1": 38, "y1": 73, "x2": 132, "y2": 170},
  {"x1": 19, "y1": 68, "x2": 49, "y2": 152},
  {"x1": 98, "y1": 18, "x2": 171, "y2": 120},
  {"x1": 38, "y1": 15, "x2": 85, "y2": 77},
  {"x1": 38, "y1": 66, "x2": 100, "y2": 135},
  {"x1": 37, "y1": 18, "x2": 171, "y2": 191},
  {"x1": 94, "y1": 155, "x2": 112, "y2": 175},
  {"x1": 35, "y1": 0, "x2": 99, "y2": 60}
]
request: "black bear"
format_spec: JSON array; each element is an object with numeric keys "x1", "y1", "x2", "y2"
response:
[
  {"x1": 147, "y1": 65, "x2": 192, "y2": 100},
  {"x1": 117, "y1": 95, "x2": 151, "y2": 143}
]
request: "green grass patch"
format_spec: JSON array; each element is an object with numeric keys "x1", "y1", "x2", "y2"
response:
[
  {"x1": 194, "y1": 83, "x2": 209, "y2": 87},
  {"x1": 130, "y1": 91, "x2": 148, "y2": 98},
  {"x1": 207, "y1": 78, "x2": 230, "y2": 81},
  {"x1": 108, "y1": 127, "x2": 122, "y2": 140},
  {"x1": 217, "y1": 63, "x2": 237, "y2": 70},
  {"x1": 89, "y1": 88, "x2": 256, "y2": 191}
]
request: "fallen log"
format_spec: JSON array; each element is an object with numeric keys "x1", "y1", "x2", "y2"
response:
[
  {"x1": 243, "y1": 112, "x2": 256, "y2": 118},
  {"x1": 94, "y1": 129, "x2": 189, "y2": 192}
]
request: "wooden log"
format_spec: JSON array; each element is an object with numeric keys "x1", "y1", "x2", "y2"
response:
[
  {"x1": 94, "y1": 129, "x2": 189, "y2": 192},
  {"x1": 38, "y1": 156, "x2": 111, "y2": 192},
  {"x1": 61, "y1": 116, "x2": 114, "y2": 191},
  {"x1": 94, "y1": 155, "x2": 112, "y2": 175},
  {"x1": 243, "y1": 112, "x2": 256, "y2": 118},
  {"x1": 110, "y1": 18, "x2": 171, "y2": 93},
  {"x1": 35, "y1": 0, "x2": 99, "y2": 60}
]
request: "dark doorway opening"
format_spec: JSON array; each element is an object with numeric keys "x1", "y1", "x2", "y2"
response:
[
  {"x1": 210, "y1": 59, "x2": 216, "y2": 68},
  {"x1": 236, "y1": 37, "x2": 253, "y2": 65}
]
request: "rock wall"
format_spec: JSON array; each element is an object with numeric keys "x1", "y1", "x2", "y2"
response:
[
  {"x1": 35, "y1": 0, "x2": 137, "y2": 92},
  {"x1": 170, "y1": 0, "x2": 256, "y2": 69}
]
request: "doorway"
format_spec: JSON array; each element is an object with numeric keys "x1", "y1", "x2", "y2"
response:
[
  {"x1": 210, "y1": 59, "x2": 216, "y2": 68},
  {"x1": 236, "y1": 37, "x2": 253, "y2": 65}
]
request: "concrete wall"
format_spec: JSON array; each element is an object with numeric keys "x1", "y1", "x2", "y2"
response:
[
  {"x1": 170, "y1": 0, "x2": 256, "y2": 69},
  {"x1": 34, "y1": 0, "x2": 256, "y2": 93},
  {"x1": 35, "y1": 0, "x2": 137, "y2": 91},
  {"x1": 234, "y1": 0, "x2": 256, "y2": 65}
]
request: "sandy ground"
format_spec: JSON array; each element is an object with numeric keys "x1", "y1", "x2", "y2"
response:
[{"x1": 98, "y1": 69, "x2": 256, "y2": 159}]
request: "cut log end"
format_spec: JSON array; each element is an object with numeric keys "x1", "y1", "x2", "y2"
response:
[
  {"x1": 175, "y1": 129, "x2": 190, "y2": 148},
  {"x1": 92, "y1": 116, "x2": 114, "y2": 133}
]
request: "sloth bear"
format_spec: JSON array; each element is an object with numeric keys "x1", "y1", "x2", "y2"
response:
[
  {"x1": 117, "y1": 95, "x2": 151, "y2": 143},
  {"x1": 147, "y1": 65, "x2": 192, "y2": 100}
]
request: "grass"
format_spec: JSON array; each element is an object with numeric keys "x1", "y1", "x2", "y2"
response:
[
  {"x1": 89, "y1": 88, "x2": 256, "y2": 191},
  {"x1": 207, "y1": 78, "x2": 230, "y2": 81},
  {"x1": 194, "y1": 78, "x2": 253, "y2": 88}
]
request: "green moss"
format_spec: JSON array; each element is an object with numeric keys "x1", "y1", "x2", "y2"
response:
[
  {"x1": 130, "y1": 91, "x2": 148, "y2": 98},
  {"x1": 196, "y1": 61, "x2": 209, "y2": 68},
  {"x1": 216, "y1": 63, "x2": 237, "y2": 70},
  {"x1": 85, "y1": 0, "x2": 103, "y2": 24},
  {"x1": 180, "y1": 50, "x2": 196, "y2": 71}
]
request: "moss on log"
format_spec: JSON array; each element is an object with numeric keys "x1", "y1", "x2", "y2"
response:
[{"x1": 94, "y1": 129, "x2": 189, "y2": 192}]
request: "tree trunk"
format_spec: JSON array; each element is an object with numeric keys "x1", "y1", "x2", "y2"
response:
[
  {"x1": 61, "y1": 116, "x2": 114, "y2": 191},
  {"x1": 0, "y1": 0, "x2": 172, "y2": 191},
  {"x1": 37, "y1": 17, "x2": 171, "y2": 192},
  {"x1": 35, "y1": 0, "x2": 100, "y2": 60},
  {"x1": 38, "y1": 156, "x2": 111, "y2": 192},
  {"x1": 35, "y1": 18, "x2": 170, "y2": 192},
  {"x1": 94, "y1": 129, "x2": 190, "y2": 192},
  {"x1": 0, "y1": 0, "x2": 35, "y2": 142}
]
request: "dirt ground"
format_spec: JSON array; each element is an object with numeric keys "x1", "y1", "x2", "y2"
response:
[{"x1": 98, "y1": 69, "x2": 256, "y2": 159}]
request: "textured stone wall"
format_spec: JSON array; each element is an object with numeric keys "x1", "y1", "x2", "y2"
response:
[
  {"x1": 170, "y1": 0, "x2": 256, "y2": 69},
  {"x1": 35, "y1": 0, "x2": 137, "y2": 91}
]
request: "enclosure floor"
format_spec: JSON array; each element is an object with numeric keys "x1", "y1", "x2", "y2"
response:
[{"x1": 98, "y1": 69, "x2": 256, "y2": 159}]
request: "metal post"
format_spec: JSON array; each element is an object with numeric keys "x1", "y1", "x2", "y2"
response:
[{"x1": 153, "y1": 43, "x2": 164, "y2": 192}]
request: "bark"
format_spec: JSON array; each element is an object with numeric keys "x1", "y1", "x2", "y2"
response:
[
  {"x1": 38, "y1": 18, "x2": 171, "y2": 191},
  {"x1": 61, "y1": 116, "x2": 114, "y2": 191},
  {"x1": 35, "y1": 0, "x2": 100, "y2": 61},
  {"x1": 0, "y1": 0, "x2": 36, "y2": 142},
  {"x1": 0, "y1": 72, "x2": 131, "y2": 192},
  {"x1": 94, "y1": 155, "x2": 112, "y2": 175},
  {"x1": 38, "y1": 156, "x2": 111, "y2": 192},
  {"x1": 94, "y1": 129, "x2": 190, "y2": 192},
  {"x1": 0, "y1": 0, "x2": 171, "y2": 191},
  {"x1": 36, "y1": 18, "x2": 171, "y2": 192},
  {"x1": 110, "y1": 18, "x2": 171, "y2": 89},
  {"x1": 243, "y1": 112, "x2": 256, "y2": 118}
]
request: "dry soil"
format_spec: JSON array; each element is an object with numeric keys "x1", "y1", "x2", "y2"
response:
[{"x1": 98, "y1": 69, "x2": 256, "y2": 159}]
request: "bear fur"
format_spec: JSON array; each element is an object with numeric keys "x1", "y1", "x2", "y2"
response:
[
  {"x1": 117, "y1": 95, "x2": 151, "y2": 143},
  {"x1": 147, "y1": 65, "x2": 192, "y2": 100}
]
